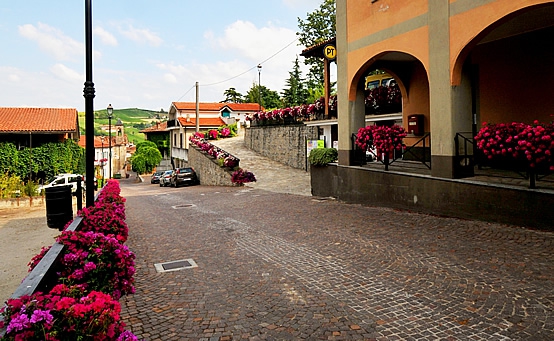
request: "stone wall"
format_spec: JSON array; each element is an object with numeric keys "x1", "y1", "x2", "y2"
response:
[
  {"x1": 311, "y1": 164, "x2": 554, "y2": 230},
  {"x1": 245, "y1": 125, "x2": 319, "y2": 170},
  {"x1": 188, "y1": 146, "x2": 235, "y2": 186},
  {"x1": 0, "y1": 196, "x2": 45, "y2": 209}
]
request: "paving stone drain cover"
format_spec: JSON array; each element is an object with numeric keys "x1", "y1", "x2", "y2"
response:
[
  {"x1": 172, "y1": 204, "x2": 196, "y2": 209},
  {"x1": 154, "y1": 259, "x2": 198, "y2": 273}
]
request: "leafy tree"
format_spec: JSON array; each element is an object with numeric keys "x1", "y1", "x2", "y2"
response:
[
  {"x1": 282, "y1": 56, "x2": 309, "y2": 107},
  {"x1": 306, "y1": 85, "x2": 326, "y2": 105},
  {"x1": 222, "y1": 87, "x2": 244, "y2": 103},
  {"x1": 297, "y1": 0, "x2": 336, "y2": 89},
  {"x1": 131, "y1": 154, "x2": 146, "y2": 175},
  {"x1": 135, "y1": 141, "x2": 158, "y2": 154},
  {"x1": 131, "y1": 145, "x2": 162, "y2": 174},
  {"x1": 244, "y1": 83, "x2": 282, "y2": 110}
]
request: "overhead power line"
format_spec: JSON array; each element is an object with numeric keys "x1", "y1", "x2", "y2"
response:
[
  {"x1": 202, "y1": 37, "x2": 299, "y2": 87},
  {"x1": 174, "y1": 37, "x2": 299, "y2": 101}
]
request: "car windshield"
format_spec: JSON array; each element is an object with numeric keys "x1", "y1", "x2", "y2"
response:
[
  {"x1": 163, "y1": 170, "x2": 172, "y2": 175},
  {"x1": 178, "y1": 168, "x2": 193, "y2": 173}
]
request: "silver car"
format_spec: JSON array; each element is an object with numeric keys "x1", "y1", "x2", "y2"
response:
[{"x1": 159, "y1": 170, "x2": 174, "y2": 187}]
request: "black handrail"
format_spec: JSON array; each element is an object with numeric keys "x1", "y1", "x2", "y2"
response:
[
  {"x1": 454, "y1": 132, "x2": 475, "y2": 177},
  {"x1": 402, "y1": 133, "x2": 431, "y2": 169},
  {"x1": 352, "y1": 132, "x2": 431, "y2": 171}
]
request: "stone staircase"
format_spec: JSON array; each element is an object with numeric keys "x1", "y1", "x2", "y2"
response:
[{"x1": 156, "y1": 158, "x2": 173, "y2": 172}]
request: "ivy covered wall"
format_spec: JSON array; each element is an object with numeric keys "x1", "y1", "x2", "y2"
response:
[{"x1": 0, "y1": 140, "x2": 85, "y2": 181}]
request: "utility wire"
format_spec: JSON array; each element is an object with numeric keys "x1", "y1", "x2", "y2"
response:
[
  {"x1": 201, "y1": 37, "x2": 299, "y2": 87},
  {"x1": 174, "y1": 37, "x2": 299, "y2": 101},
  {"x1": 175, "y1": 84, "x2": 196, "y2": 102}
]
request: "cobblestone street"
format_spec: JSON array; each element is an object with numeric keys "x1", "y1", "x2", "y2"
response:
[{"x1": 119, "y1": 175, "x2": 554, "y2": 340}]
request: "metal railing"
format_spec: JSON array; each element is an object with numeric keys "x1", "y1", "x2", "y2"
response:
[
  {"x1": 455, "y1": 132, "x2": 553, "y2": 188},
  {"x1": 402, "y1": 133, "x2": 431, "y2": 169},
  {"x1": 352, "y1": 132, "x2": 431, "y2": 171}
]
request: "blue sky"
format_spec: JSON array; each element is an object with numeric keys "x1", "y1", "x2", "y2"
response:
[{"x1": 0, "y1": 0, "x2": 322, "y2": 112}]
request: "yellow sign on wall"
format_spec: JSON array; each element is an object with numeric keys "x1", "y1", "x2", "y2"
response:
[{"x1": 323, "y1": 44, "x2": 336, "y2": 60}]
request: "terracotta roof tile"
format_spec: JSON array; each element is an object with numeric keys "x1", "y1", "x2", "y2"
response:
[
  {"x1": 78, "y1": 135, "x2": 115, "y2": 148},
  {"x1": 301, "y1": 37, "x2": 336, "y2": 57},
  {"x1": 177, "y1": 117, "x2": 226, "y2": 127},
  {"x1": 173, "y1": 102, "x2": 261, "y2": 112},
  {"x1": 0, "y1": 107, "x2": 78, "y2": 132},
  {"x1": 222, "y1": 103, "x2": 261, "y2": 111},
  {"x1": 140, "y1": 121, "x2": 167, "y2": 133}
]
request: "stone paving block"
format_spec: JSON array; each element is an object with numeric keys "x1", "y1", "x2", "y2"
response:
[{"x1": 119, "y1": 176, "x2": 554, "y2": 340}]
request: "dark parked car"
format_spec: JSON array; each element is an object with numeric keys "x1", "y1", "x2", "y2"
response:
[
  {"x1": 151, "y1": 171, "x2": 163, "y2": 184},
  {"x1": 159, "y1": 170, "x2": 174, "y2": 187},
  {"x1": 170, "y1": 167, "x2": 199, "y2": 187}
]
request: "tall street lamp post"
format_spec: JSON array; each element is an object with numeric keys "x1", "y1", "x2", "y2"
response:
[
  {"x1": 100, "y1": 136, "x2": 105, "y2": 186},
  {"x1": 84, "y1": 0, "x2": 95, "y2": 207},
  {"x1": 107, "y1": 104, "x2": 113, "y2": 179},
  {"x1": 257, "y1": 64, "x2": 262, "y2": 112}
]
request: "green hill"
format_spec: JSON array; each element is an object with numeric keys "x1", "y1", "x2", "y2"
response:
[{"x1": 78, "y1": 108, "x2": 167, "y2": 145}]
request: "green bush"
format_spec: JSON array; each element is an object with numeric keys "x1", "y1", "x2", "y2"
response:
[
  {"x1": 308, "y1": 148, "x2": 338, "y2": 166},
  {"x1": 0, "y1": 173, "x2": 21, "y2": 199}
]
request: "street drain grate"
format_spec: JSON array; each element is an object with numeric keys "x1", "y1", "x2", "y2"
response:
[
  {"x1": 154, "y1": 259, "x2": 198, "y2": 273},
  {"x1": 172, "y1": 204, "x2": 196, "y2": 209}
]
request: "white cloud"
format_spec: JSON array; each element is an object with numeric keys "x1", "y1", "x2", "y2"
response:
[
  {"x1": 18, "y1": 22, "x2": 83, "y2": 61},
  {"x1": 94, "y1": 27, "x2": 118, "y2": 46},
  {"x1": 164, "y1": 73, "x2": 178, "y2": 84},
  {"x1": 215, "y1": 20, "x2": 297, "y2": 62},
  {"x1": 119, "y1": 24, "x2": 163, "y2": 47},
  {"x1": 0, "y1": 66, "x2": 82, "y2": 109},
  {"x1": 50, "y1": 64, "x2": 82, "y2": 83}
]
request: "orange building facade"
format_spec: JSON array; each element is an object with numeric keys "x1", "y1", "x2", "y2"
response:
[{"x1": 337, "y1": 0, "x2": 554, "y2": 178}]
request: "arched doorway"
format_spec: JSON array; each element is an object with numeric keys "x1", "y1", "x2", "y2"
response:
[{"x1": 350, "y1": 51, "x2": 431, "y2": 166}]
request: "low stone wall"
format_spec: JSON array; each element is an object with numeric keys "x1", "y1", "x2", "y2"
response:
[
  {"x1": 188, "y1": 146, "x2": 235, "y2": 186},
  {"x1": 311, "y1": 164, "x2": 554, "y2": 230},
  {"x1": 245, "y1": 125, "x2": 319, "y2": 170},
  {"x1": 0, "y1": 197, "x2": 45, "y2": 209}
]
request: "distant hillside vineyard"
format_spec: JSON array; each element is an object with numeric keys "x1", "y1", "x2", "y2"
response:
[{"x1": 78, "y1": 108, "x2": 167, "y2": 145}]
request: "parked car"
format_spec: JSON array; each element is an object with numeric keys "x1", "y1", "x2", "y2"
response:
[
  {"x1": 170, "y1": 167, "x2": 199, "y2": 187},
  {"x1": 83, "y1": 175, "x2": 98, "y2": 191},
  {"x1": 151, "y1": 171, "x2": 163, "y2": 184},
  {"x1": 159, "y1": 170, "x2": 174, "y2": 187},
  {"x1": 39, "y1": 173, "x2": 84, "y2": 193}
]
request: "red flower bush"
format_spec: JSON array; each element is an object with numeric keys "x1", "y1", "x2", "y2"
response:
[
  {"x1": 475, "y1": 121, "x2": 554, "y2": 171},
  {"x1": 0, "y1": 284, "x2": 137, "y2": 340},
  {"x1": 231, "y1": 168, "x2": 257, "y2": 184},
  {"x1": 356, "y1": 125, "x2": 407, "y2": 159},
  {"x1": 29, "y1": 231, "x2": 136, "y2": 300}
]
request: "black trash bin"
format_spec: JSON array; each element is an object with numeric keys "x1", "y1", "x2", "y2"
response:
[{"x1": 45, "y1": 185, "x2": 73, "y2": 230}]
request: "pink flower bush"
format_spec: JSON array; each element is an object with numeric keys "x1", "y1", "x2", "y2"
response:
[
  {"x1": 0, "y1": 284, "x2": 138, "y2": 340},
  {"x1": 208, "y1": 129, "x2": 219, "y2": 140},
  {"x1": 189, "y1": 136, "x2": 241, "y2": 170},
  {"x1": 246, "y1": 96, "x2": 336, "y2": 124},
  {"x1": 231, "y1": 168, "x2": 257, "y2": 184},
  {"x1": 475, "y1": 121, "x2": 554, "y2": 171},
  {"x1": 356, "y1": 125, "x2": 407, "y2": 160},
  {"x1": 56, "y1": 231, "x2": 135, "y2": 299},
  {"x1": 13, "y1": 180, "x2": 139, "y2": 340},
  {"x1": 28, "y1": 231, "x2": 136, "y2": 300},
  {"x1": 220, "y1": 127, "x2": 231, "y2": 137}
]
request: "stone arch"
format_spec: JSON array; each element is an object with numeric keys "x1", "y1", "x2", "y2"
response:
[{"x1": 350, "y1": 51, "x2": 430, "y2": 134}]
